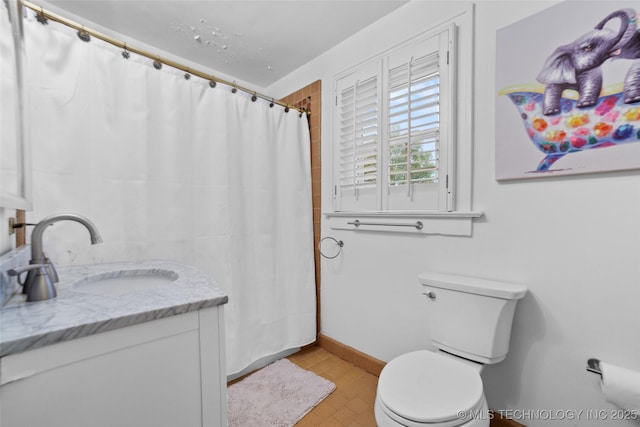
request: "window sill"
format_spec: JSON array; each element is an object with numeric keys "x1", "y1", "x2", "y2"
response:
[{"x1": 325, "y1": 211, "x2": 483, "y2": 236}]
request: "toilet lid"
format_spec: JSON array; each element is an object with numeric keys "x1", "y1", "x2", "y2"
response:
[{"x1": 378, "y1": 350, "x2": 484, "y2": 424}]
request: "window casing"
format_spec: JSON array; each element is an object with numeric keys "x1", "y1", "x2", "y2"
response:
[{"x1": 334, "y1": 24, "x2": 456, "y2": 214}]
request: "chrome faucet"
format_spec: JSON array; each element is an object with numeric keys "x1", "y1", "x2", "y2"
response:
[{"x1": 16, "y1": 213, "x2": 103, "y2": 301}]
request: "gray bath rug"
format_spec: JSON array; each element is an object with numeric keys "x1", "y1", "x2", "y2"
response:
[{"x1": 227, "y1": 358, "x2": 336, "y2": 426}]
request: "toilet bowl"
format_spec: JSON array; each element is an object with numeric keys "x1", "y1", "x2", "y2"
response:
[
  {"x1": 374, "y1": 272, "x2": 527, "y2": 427},
  {"x1": 375, "y1": 350, "x2": 488, "y2": 427}
]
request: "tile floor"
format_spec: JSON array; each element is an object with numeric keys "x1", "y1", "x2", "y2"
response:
[{"x1": 287, "y1": 346, "x2": 379, "y2": 427}]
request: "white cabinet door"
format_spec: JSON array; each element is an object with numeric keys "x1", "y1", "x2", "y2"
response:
[{"x1": 1, "y1": 307, "x2": 227, "y2": 427}]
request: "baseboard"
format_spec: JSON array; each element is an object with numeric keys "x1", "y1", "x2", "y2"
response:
[
  {"x1": 490, "y1": 411, "x2": 526, "y2": 427},
  {"x1": 317, "y1": 334, "x2": 386, "y2": 377}
]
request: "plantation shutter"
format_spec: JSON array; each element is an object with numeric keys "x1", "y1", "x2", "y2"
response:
[
  {"x1": 334, "y1": 62, "x2": 381, "y2": 211},
  {"x1": 387, "y1": 53, "x2": 440, "y2": 185},
  {"x1": 333, "y1": 24, "x2": 456, "y2": 213},
  {"x1": 384, "y1": 26, "x2": 454, "y2": 211}
]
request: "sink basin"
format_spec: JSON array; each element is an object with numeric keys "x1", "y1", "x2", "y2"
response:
[{"x1": 73, "y1": 269, "x2": 179, "y2": 296}]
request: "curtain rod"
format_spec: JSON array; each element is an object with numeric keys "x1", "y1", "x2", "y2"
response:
[{"x1": 20, "y1": 0, "x2": 308, "y2": 115}]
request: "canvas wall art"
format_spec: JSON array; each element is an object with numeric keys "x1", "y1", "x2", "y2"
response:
[{"x1": 495, "y1": 1, "x2": 640, "y2": 180}]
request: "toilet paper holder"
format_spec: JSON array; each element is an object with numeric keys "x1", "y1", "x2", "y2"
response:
[{"x1": 587, "y1": 358, "x2": 602, "y2": 377}]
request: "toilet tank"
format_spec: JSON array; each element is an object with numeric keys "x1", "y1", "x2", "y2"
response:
[{"x1": 419, "y1": 272, "x2": 527, "y2": 365}]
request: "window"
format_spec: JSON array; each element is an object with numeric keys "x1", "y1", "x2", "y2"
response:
[{"x1": 334, "y1": 24, "x2": 456, "y2": 214}]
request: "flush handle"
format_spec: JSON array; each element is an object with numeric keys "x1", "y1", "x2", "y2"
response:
[{"x1": 422, "y1": 291, "x2": 436, "y2": 300}]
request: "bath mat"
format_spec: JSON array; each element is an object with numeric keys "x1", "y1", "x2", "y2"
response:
[{"x1": 227, "y1": 358, "x2": 336, "y2": 427}]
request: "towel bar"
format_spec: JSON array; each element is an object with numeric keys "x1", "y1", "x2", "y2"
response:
[{"x1": 347, "y1": 219, "x2": 424, "y2": 230}]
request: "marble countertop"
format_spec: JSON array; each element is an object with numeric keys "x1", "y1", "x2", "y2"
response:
[{"x1": 0, "y1": 260, "x2": 228, "y2": 357}]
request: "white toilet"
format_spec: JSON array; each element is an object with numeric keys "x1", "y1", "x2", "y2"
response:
[{"x1": 375, "y1": 272, "x2": 527, "y2": 427}]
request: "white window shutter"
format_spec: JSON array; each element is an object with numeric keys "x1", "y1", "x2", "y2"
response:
[
  {"x1": 333, "y1": 24, "x2": 457, "y2": 214},
  {"x1": 334, "y1": 62, "x2": 381, "y2": 212},
  {"x1": 384, "y1": 26, "x2": 454, "y2": 212}
]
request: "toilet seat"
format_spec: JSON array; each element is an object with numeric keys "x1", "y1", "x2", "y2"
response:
[{"x1": 377, "y1": 350, "x2": 485, "y2": 426}]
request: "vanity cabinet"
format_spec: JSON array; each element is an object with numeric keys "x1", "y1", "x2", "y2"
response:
[{"x1": 0, "y1": 306, "x2": 227, "y2": 427}]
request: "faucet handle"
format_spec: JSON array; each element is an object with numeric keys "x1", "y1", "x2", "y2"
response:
[
  {"x1": 9, "y1": 264, "x2": 45, "y2": 294},
  {"x1": 8, "y1": 264, "x2": 57, "y2": 302},
  {"x1": 8, "y1": 264, "x2": 50, "y2": 279}
]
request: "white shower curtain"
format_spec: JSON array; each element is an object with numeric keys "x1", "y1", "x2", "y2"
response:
[{"x1": 24, "y1": 13, "x2": 316, "y2": 375}]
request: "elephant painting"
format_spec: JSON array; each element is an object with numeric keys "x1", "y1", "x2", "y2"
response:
[{"x1": 537, "y1": 8, "x2": 640, "y2": 116}]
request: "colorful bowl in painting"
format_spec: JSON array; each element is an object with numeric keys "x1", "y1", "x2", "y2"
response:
[{"x1": 501, "y1": 85, "x2": 640, "y2": 171}]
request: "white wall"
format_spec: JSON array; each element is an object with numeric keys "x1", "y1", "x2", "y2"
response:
[
  {"x1": 268, "y1": 1, "x2": 640, "y2": 425},
  {"x1": 1, "y1": 209, "x2": 13, "y2": 254}
]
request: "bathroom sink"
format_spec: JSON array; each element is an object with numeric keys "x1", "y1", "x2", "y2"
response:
[{"x1": 72, "y1": 269, "x2": 179, "y2": 296}]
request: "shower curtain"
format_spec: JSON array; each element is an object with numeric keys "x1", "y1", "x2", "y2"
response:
[{"x1": 23, "y1": 13, "x2": 316, "y2": 375}]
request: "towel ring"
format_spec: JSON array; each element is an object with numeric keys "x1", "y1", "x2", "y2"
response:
[{"x1": 318, "y1": 237, "x2": 343, "y2": 259}]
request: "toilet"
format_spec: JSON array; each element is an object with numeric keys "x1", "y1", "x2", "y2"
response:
[{"x1": 375, "y1": 272, "x2": 527, "y2": 427}]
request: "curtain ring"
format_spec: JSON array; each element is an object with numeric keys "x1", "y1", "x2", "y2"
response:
[
  {"x1": 122, "y1": 43, "x2": 130, "y2": 59},
  {"x1": 36, "y1": 7, "x2": 48, "y2": 25},
  {"x1": 269, "y1": 99, "x2": 275, "y2": 108},
  {"x1": 318, "y1": 237, "x2": 343, "y2": 259},
  {"x1": 231, "y1": 82, "x2": 238, "y2": 93},
  {"x1": 77, "y1": 26, "x2": 91, "y2": 42},
  {"x1": 251, "y1": 92, "x2": 258, "y2": 102},
  {"x1": 284, "y1": 105, "x2": 290, "y2": 113}
]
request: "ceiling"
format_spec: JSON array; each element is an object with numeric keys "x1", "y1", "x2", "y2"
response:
[{"x1": 41, "y1": 1, "x2": 409, "y2": 88}]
